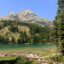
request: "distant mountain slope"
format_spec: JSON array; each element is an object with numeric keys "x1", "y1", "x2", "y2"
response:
[{"x1": 0, "y1": 10, "x2": 54, "y2": 27}]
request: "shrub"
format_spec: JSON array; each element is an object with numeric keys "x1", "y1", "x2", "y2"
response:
[{"x1": 15, "y1": 56, "x2": 32, "y2": 64}]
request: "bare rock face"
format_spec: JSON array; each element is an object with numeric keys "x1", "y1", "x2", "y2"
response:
[{"x1": 18, "y1": 10, "x2": 38, "y2": 21}]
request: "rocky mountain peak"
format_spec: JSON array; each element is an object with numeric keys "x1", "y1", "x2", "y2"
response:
[
  {"x1": 9, "y1": 12, "x2": 15, "y2": 16},
  {"x1": 18, "y1": 10, "x2": 38, "y2": 21},
  {"x1": 20, "y1": 10, "x2": 33, "y2": 14}
]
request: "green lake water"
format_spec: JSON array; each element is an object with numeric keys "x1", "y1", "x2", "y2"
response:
[
  {"x1": 0, "y1": 44, "x2": 56, "y2": 50},
  {"x1": 0, "y1": 44, "x2": 57, "y2": 56}
]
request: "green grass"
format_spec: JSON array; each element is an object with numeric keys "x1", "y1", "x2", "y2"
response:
[{"x1": 0, "y1": 56, "x2": 17, "y2": 61}]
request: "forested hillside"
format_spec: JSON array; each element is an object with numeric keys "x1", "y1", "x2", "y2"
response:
[{"x1": 0, "y1": 20, "x2": 54, "y2": 44}]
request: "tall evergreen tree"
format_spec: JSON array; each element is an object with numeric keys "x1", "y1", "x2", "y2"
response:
[{"x1": 54, "y1": 0, "x2": 64, "y2": 55}]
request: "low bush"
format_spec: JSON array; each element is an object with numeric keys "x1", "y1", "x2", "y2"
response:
[{"x1": 15, "y1": 56, "x2": 32, "y2": 64}]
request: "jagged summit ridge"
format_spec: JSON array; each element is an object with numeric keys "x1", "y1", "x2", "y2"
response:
[
  {"x1": 0, "y1": 10, "x2": 38, "y2": 21},
  {"x1": 18, "y1": 10, "x2": 38, "y2": 21}
]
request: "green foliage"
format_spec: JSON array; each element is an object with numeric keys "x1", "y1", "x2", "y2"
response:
[
  {"x1": 15, "y1": 56, "x2": 31, "y2": 64},
  {"x1": 54, "y1": 0, "x2": 64, "y2": 55},
  {"x1": 0, "y1": 20, "x2": 53, "y2": 44},
  {"x1": 31, "y1": 60, "x2": 39, "y2": 64},
  {"x1": 0, "y1": 56, "x2": 31, "y2": 64},
  {"x1": 9, "y1": 25, "x2": 18, "y2": 32},
  {"x1": 50, "y1": 55, "x2": 64, "y2": 63}
]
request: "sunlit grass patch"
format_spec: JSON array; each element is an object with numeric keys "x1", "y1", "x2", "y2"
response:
[{"x1": 0, "y1": 56, "x2": 17, "y2": 61}]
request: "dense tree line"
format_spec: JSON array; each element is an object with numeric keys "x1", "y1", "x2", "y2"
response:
[
  {"x1": 0, "y1": 20, "x2": 54, "y2": 44},
  {"x1": 54, "y1": 0, "x2": 64, "y2": 55}
]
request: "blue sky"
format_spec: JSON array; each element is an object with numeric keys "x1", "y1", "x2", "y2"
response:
[{"x1": 0, "y1": 0, "x2": 57, "y2": 20}]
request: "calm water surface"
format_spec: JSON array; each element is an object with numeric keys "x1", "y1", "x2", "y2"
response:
[{"x1": 0, "y1": 44, "x2": 56, "y2": 50}]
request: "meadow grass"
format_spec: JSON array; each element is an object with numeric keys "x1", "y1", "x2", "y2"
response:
[{"x1": 0, "y1": 56, "x2": 17, "y2": 61}]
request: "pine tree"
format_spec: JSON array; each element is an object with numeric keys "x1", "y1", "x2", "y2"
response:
[{"x1": 54, "y1": 0, "x2": 64, "y2": 55}]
